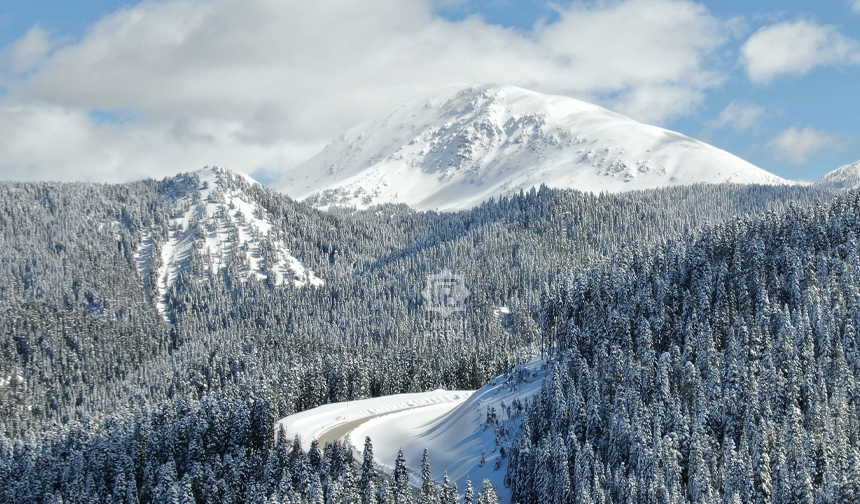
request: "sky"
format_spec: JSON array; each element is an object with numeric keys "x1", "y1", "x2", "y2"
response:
[{"x1": 0, "y1": 0, "x2": 858, "y2": 185}]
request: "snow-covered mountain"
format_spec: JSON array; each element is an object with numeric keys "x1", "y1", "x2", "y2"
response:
[
  {"x1": 134, "y1": 166, "x2": 323, "y2": 318},
  {"x1": 817, "y1": 159, "x2": 860, "y2": 190},
  {"x1": 270, "y1": 83, "x2": 791, "y2": 211}
]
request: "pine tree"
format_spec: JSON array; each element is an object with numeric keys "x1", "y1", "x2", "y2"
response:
[
  {"x1": 551, "y1": 434, "x2": 571, "y2": 504},
  {"x1": 309, "y1": 439, "x2": 323, "y2": 473},
  {"x1": 476, "y1": 480, "x2": 499, "y2": 504},
  {"x1": 463, "y1": 479, "x2": 474, "y2": 504},
  {"x1": 392, "y1": 449, "x2": 412, "y2": 504},
  {"x1": 440, "y1": 473, "x2": 458, "y2": 504},
  {"x1": 360, "y1": 437, "x2": 376, "y2": 504},
  {"x1": 419, "y1": 448, "x2": 435, "y2": 504}
]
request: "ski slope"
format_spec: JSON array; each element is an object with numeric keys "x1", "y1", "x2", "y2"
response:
[
  {"x1": 271, "y1": 83, "x2": 791, "y2": 211},
  {"x1": 276, "y1": 358, "x2": 547, "y2": 501}
]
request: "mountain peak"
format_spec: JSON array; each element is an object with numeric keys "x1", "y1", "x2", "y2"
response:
[
  {"x1": 139, "y1": 166, "x2": 323, "y2": 319},
  {"x1": 183, "y1": 165, "x2": 260, "y2": 189},
  {"x1": 271, "y1": 83, "x2": 791, "y2": 211}
]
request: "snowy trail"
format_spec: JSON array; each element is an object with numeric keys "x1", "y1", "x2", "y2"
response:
[
  {"x1": 276, "y1": 390, "x2": 472, "y2": 445},
  {"x1": 316, "y1": 401, "x2": 457, "y2": 445}
]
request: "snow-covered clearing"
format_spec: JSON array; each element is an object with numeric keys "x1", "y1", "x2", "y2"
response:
[{"x1": 276, "y1": 358, "x2": 547, "y2": 501}]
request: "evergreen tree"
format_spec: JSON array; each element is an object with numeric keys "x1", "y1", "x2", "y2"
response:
[
  {"x1": 477, "y1": 480, "x2": 499, "y2": 504},
  {"x1": 463, "y1": 479, "x2": 474, "y2": 504},
  {"x1": 440, "y1": 473, "x2": 458, "y2": 504},
  {"x1": 392, "y1": 449, "x2": 412, "y2": 504},
  {"x1": 360, "y1": 437, "x2": 376, "y2": 504},
  {"x1": 419, "y1": 448, "x2": 436, "y2": 504}
]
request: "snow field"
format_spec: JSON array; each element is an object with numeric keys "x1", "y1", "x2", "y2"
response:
[
  {"x1": 275, "y1": 357, "x2": 548, "y2": 502},
  {"x1": 276, "y1": 390, "x2": 472, "y2": 447}
]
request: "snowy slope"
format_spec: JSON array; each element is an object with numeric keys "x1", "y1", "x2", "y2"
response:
[
  {"x1": 134, "y1": 166, "x2": 323, "y2": 318},
  {"x1": 817, "y1": 159, "x2": 860, "y2": 189},
  {"x1": 271, "y1": 84, "x2": 791, "y2": 211},
  {"x1": 276, "y1": 358, "x2": 546, "y2": 501},
  {"x1": 276, "y1": 390, "x2": 472, "y2": 446}
]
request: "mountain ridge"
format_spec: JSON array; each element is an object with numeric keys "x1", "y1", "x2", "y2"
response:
[
  {"x1": 137, "y1": 166, "x2": 324, "y2": 318},
  {"x1": 270, "y1": 83, "x2": 792, "y2": 211},
  {"x1": 817, "y1": 159, "x2": 860, "y2": 190}
]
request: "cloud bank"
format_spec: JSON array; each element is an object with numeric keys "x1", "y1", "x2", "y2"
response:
[
  {"x1": 0, "y1": 0, "x2": 729, "y2": 183},
  {"x1": 741, "y1": 19, "x2": 860, "y2": 84}
]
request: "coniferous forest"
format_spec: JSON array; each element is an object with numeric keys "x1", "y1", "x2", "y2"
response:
[{"x1": 2, "y1": 169, "x2": 860, "y2": 503}]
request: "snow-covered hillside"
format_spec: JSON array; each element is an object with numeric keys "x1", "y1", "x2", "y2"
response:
[
  {"x1": 276, "y1": 358, "x2": 547, "y2": 501},
  {"x1": 817, "y1": 159, "x2": 860, "y2": 189},
  {"x1": 271, "y1": 84, "x2": 791, "y2": 211},
  {"x1": 134, "y1": 166, "x2": 323, "y2": 318}
]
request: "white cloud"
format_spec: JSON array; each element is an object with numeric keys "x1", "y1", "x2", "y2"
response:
[
  {"x1": 854, "y1": 1, "x2": 860, "y2": 13},
  {"x1": 0, "y1": 25, "x2": 61, "y2": 79},
  {"x1": 0, "y1": 0, "x2": 728, "y2": 182},
  {"x1": 708, "y1": 101, "x2": 766, "y2": 131},
  {"x1": 740, "y1": 19, "x2": 860, "y2": 83},
  {"x1": 765, "y1": 125, "x2": 841, "y2": 164},
  {"x1": 0, "y1": 99, "x2": 325, "y2": 182}
]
